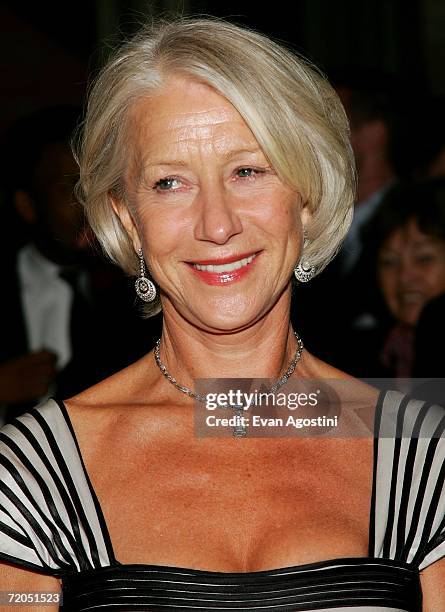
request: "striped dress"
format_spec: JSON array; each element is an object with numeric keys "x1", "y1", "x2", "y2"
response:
[{"x1": 0, "y1": 391, "x2": 444, "y2": 611}]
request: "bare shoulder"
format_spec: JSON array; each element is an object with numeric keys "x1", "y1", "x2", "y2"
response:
[
  {"x1": 301, "y1": 348, "x2": 366, "y2": 382},
  {"x1": 300, "y1": 350, "x2": 380, "y2": 434},
  {"x1": 68, "y1": 349, "x2": 160, "y2": 407},
  {"x1": 62, "y1": 350, "x2": 162, "y2": 465}
]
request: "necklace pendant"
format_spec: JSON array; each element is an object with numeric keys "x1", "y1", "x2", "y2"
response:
[
  {"x1": 233, "y1": 426, "x2": 248, "y2": 438},
  {"x1": 232, "y1": 406, "x2": 247, "y2": 438},
  {"x1": 153, "y1": 332, "x2": 304, "y2": 441}
]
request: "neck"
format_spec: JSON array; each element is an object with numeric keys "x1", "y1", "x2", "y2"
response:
[
  {"x1": 157, "y1": 290, "x2": 304, "y2": 391},
  {"x1": 356, "y1": 154, "x2": 394, "y2": 203}
]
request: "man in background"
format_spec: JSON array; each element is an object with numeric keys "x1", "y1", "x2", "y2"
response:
[
  {"x1": 0, "y1": 107, "x2": 105, "y2": 421},
  {"x1": 293, "y1": 78, "x2": 398, "y2": 365},
  {"x1": 337, "y1": 83, "x2": 397, "y2": 275}
]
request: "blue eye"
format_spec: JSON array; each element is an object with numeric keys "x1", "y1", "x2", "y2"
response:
[
  {"x1": 237, "y1": 167, "x2": 259, "y2": 178},
  {"x1": 154, "y1": 177, "x2": 181, "y2": 191}
]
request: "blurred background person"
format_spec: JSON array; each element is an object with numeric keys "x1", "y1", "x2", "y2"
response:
[
  {"x1": 293, "y1": 76, "x2": 399, "y2": 363},
  {"x1": 0, "y1": 107, "x2": 161, "y2": 424},
  {"x1": 395, "y1": 94, "x2": 445, "y2": 182},
  {"x1": 339, "y1": 178, "x2": 445, "y2": 383},
  {"x1": 0, "y1": 106, "x2": 101, "y2": 422},
  {"x1": 335, "y1": 76, "x2": 398, "y2": 275}
]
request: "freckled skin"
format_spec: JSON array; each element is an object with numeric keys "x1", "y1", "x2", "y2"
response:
[
  {"x1": 378, "y1": 219, "x2": 445, "y2": 326},
  {"x1": 118, "y1": 76, "x2": 308, "y2": 334}
]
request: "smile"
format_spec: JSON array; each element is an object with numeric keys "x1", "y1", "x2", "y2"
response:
[
  {"x1": 188, "y1": 252, "x2": 259, "y2": 285},
  {"x1": 398, "y1": 291, "x2": 423, "y2": 305},
  {"x1": 193, "y1": 253, "x2": 257, "y2": 273}
]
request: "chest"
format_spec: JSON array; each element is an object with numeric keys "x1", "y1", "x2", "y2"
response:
[{"x1": 88, "y1": 436, "x2": 373, "y2": 570}]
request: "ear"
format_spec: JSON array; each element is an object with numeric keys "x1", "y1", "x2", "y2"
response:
[
  {"x1": 110, "y1": 196, "x2": 141, "y2": 251},
  {"x1": 298, "y1": 192, "x2": 312, "y2": 229},
  {"x1": 300, "y1": 203, "x2": 312, "y2": 228},
  {"x1": 14, "y1": 190, "x2": 37, "y2": 224}
]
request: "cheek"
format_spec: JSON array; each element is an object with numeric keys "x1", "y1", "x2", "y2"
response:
[
  {"x1": 425, "y1": 264, "x2": 445, "y2": 297},
  {"x1": 257, "y1": 197, "x2": 302, "y2": 239},
  {"x1": 136, "y1": 205, "x2": 186, "y2": 256},
  {"x1": 378, "y1": 270, "x2": 396, "y2": 302}
]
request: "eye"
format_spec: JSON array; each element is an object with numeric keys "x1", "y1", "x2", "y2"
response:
[
  {"x1": 153, "y1": 177, "x2": 182, "y2": 191},
  {"x1": 235, "y1": 167, "x2": 264, "y2": 179},
  {"x1": 378, "y1": 255, "x2": 399, "y2": 269},
  {"x1": 416, "y1": 253, "x2": 436, "y2": 265}
]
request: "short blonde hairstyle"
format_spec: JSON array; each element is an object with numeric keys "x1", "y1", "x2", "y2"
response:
[{"x1": 75, "y1": 17, "x2": 355, "y2": 316}]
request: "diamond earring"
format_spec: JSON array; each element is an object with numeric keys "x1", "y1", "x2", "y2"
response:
[
  {"x1": 294, "y1": 231, "x2": 316, "y2": 282},
  {"x1": 135, "y1": 248, "x2": 157, "y2": 302},
  {"x1": 294, "y1": 260, "x2": 316, "y2": 282}
]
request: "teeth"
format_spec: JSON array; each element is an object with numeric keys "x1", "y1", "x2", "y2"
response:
[
  {"x1": 194, "y1": 254, "x2": 256, "y2": 273},
  {"x1": 400, "y1": 293, "x2": 422, "y2": 304}
]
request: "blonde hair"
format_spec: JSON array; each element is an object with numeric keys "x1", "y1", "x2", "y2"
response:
[{"x1": 75, "y1": 16, "x2": 355, "y2": 316}]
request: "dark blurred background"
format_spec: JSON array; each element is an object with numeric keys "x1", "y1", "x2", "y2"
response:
[{"x1": 1, "y1": 0, "x2": 444, "y2": 126}]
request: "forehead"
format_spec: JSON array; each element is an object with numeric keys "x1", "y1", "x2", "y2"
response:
[
  {"x1": 128, "y1": 76, "x2": 259, "y2": 157},
  {"x1": 383, "y1": 219, "x2": 438, "y2": 249}
]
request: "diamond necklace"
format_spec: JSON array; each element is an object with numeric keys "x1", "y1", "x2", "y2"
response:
[{"x1": 153, "y1": 331, "x2": 304, "y2": 437}]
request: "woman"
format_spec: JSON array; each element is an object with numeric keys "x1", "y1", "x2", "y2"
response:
[
  {"x1": 341, "y1": 179, "x2": 445, "y2": 383},
  {"x1": 378, "y1": 180, "x2": 445, "y2": 379},
  {"x1": 0, "y1": 18, "x2": 444, "y2": 611}
]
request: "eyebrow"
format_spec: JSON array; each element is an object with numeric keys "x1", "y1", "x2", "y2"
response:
[{"x1": 380, "y1": 239, "x2": 439, "y2": 253}]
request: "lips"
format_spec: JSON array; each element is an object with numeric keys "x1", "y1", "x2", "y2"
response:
[
  {"x1": 187, "y1": 252, "x2": 259, "y2": 285},
  {"x1": 398, "y1": 291, "x2": 424, "y2": 305}
]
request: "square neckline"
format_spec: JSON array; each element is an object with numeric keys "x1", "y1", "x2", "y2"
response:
[{"x1": 53, "y1": 389, "x2": 396, "y2": 576}]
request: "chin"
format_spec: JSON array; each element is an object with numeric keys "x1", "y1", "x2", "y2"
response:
[
  {"x1": 397, "y1": 314, "x2": 419, "y2": 327},
  {"x1": 186, "y1": 296, "x2": 266, "y2": 334}
]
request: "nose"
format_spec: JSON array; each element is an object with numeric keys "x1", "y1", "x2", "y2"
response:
[
  {"x1": 193, "y1": 181, "x2": 243, "y2": 245},
  {"x1": 398, "y1": 258, "x2": 420, "y2": 287}
]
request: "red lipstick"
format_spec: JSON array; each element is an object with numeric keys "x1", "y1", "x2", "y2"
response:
[
  {"x1": 187, "y1": 251, "x2": 259, "y2": 286},
  {"x1": 191, "y1": 252, "x2": 257, "y2": 265}
]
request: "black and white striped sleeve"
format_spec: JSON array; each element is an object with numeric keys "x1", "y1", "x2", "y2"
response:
[
  {"x1": 0, "y1": 400, "x2": 112, "y2": 576},
  {"x1": 372, "y1": 390, "x2": 445, "y2": 570}
]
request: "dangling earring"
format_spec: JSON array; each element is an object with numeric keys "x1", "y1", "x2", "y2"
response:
[
  {"x1": 135, "y1": 248, "x2": 157, "y2": 302},
  {"x1": 294, "y1": 231, "x2": 316, "y2": 283}
]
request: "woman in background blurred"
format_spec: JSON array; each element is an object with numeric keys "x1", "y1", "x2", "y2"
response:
[{"x1": 344, "y1": 178, "x2": 445, "y2": 382}]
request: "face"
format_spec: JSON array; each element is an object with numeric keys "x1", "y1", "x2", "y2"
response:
[
  {"x1": 378, "y1": 219, "x2": 445, "y2": 326},
  {"x1": 115, "y1": 76, "x2": 308, "y2": 332},
  {"x1": 33, "y1": 143, "x2": 86, "y2": 261}
]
